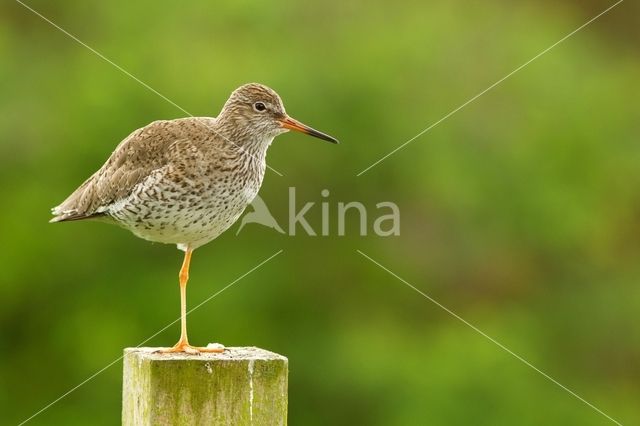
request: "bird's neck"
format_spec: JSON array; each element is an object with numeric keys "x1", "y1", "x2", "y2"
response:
[{"x1": 214, "y1": 114, "x2": 273, "y2": 158}]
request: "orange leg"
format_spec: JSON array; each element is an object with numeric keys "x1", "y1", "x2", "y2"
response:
[{"x1": 158, "y1": 248, "x2": 224, "y2": 354}]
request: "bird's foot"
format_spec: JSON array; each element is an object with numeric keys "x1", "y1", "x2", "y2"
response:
[{"x1": 155, "y1": 342, "x2": 225, "y2": 355}]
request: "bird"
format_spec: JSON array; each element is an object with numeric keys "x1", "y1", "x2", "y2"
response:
[{"x1": 50, "y1": 83, "x2": 338, "y2": 354}]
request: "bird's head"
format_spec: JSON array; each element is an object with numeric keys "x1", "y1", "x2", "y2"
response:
[{"x1": 219, "y1": 83, "x2": 338, "y2": 144}]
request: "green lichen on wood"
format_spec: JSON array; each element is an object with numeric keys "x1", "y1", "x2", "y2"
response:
[{"x1": 123, "y1": 347, "x2": 288, "y2": 426}]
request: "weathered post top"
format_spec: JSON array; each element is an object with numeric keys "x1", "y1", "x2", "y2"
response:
[{"x1": 123, "y1": 347, "x2": 288, "y2": 426}]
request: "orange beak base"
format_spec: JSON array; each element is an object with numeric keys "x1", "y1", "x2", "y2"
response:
[{"x1": 280, "y1": 117, "x2": 338, "y2": 144}]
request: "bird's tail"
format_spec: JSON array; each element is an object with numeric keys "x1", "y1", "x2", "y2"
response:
[{"x1": 49, "y1": 206, "x2": 104, "y2": 223}]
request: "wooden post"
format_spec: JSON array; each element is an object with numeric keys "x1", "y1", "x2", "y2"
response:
[{"x1": 122, "y1": 347, "x2": 288, "y2": 426}]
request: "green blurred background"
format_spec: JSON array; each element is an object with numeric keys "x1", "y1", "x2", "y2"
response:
[{"x1": 1, "y1": 0, "x2": 639, "y2": 424}]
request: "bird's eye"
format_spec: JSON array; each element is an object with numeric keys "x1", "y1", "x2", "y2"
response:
[{"x1": 253, "y1": 102, "x2": 267, "y2": 112}]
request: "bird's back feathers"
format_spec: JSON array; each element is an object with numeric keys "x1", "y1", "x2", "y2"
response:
[{"x1": 50, "y1": 117, "x2": 218, "y2": 222}]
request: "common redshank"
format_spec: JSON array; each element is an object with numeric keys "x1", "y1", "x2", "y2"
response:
[{"x1": 50, "y1": 83, "x2": 338, "y2": 354}]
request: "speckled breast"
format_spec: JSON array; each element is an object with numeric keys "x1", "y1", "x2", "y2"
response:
[{"x1": 108, "y1": 156, "x2": 265, "y2": 249}]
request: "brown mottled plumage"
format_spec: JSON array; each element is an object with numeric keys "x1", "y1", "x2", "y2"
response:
[{"x1": 51, "y1": 83, "x2": 338, "y2": 353}]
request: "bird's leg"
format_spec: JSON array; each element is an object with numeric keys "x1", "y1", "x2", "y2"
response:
[
  {"x1": 176, "y1": 247, "x2": 192, "y2": 349},
  {"x1": 158, "y1": 248, "x2": 224, "y2": 354}
]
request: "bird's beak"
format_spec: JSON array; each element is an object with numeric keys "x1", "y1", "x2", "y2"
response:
[{"x1": 279, "y1": 116, "x2": 339, "y2": 144}]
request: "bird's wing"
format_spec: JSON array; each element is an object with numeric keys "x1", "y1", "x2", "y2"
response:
[{"x1": 50, "y1": 118, "x2": 215, "y2": 222}]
